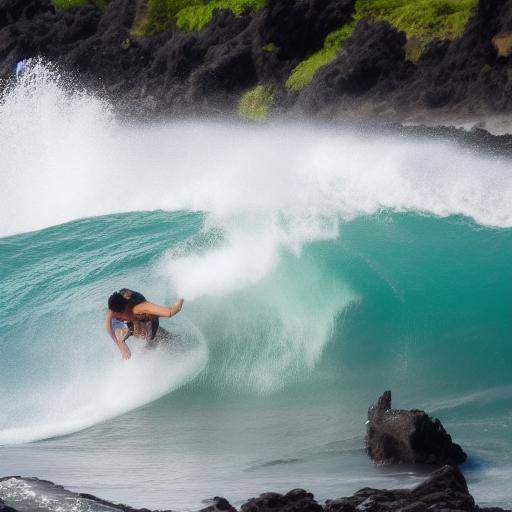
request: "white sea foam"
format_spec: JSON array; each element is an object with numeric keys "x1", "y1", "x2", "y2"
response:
[
  {"x1": 2, "y1": 61, "x2": 512, "y2": 443},
  {"x1": 2, "y1": 61, "x2": 512, "y2": 238},
  {"x1": 0, "y1": 330, "x2": 207, "y2": 445}
]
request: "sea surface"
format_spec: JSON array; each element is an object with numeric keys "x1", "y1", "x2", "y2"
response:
[{"x1": 0, "y1": 62, "x2": 511, "y2": 511}]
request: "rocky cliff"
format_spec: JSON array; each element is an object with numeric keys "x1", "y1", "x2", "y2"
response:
[{"x1": 1, "y1": 0, "x2": 512, "y2": 123}]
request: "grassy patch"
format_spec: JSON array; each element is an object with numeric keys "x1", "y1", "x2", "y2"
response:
[
  {"x1": 135, "y1": 0, "x2": 265, "y2": 34},
  {"x1": 52, "y1": 0, "x2": 109, "y2": 9},
  {"x1": 286, "y1": 24, "x2": 355, "y2": 91},
  {"x1": 52, "y1": 0, "x2": 87, "y2": 8},
  {"x1": 177, "y1": 0, "x2": 265, "y2": 31},
  {"x1": 136, "y1": 0, "x2": 200, "y2": 34},
  {"x1": 356, "y1": 0, "x2": 478, "y2": 60},
  {"x1": 238, "y1": 84, "x2": 275, "y2": 120},
  {"x1": 285, "y1": 0, "x2": 477, "y2": 91},
  {"x1": 262, "y1": 42, "x2": 279, "y2": 53}
]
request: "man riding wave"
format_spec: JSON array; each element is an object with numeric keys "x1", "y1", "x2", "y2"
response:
[{"x1": 105, "y1": 288, "x2": 184, "y2": 360}]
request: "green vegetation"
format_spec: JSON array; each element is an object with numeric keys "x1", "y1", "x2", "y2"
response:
[
  {"x1": 52, "y1": 0, "x2": 109, "y2": 10},
  {"x1": 286, "y1": 0, "x2": 477, "y2": 91},
  {"x1": 238, "y1": 84, "x2": 275, "y2": 120},
  {"x1": 356, "y1": 0, "x2": 478, "y2": 60},
  {"x1": 286, "y1": 24, "x2": 354, "y2": 91},
  {"x1": 52, "y1": 0, "x2": 87, "y2": 8},
  {"x1": 481, "y1": 63, "x2": 492, "y2": 76},
  {"x1": 134, "y1": 0, "x2": 198, "y2": 34},
  {"x1": 262, "y1": 42, "x2": 279, "y2": 53},
  {"x1": 177, "y1": 0, "x2": 265, "y2": 31},
  {"x1": 135, "y1": 0, "x2": 265, "y2": 35}
]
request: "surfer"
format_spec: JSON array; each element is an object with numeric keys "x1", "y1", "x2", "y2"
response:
[{"x1": 105, "y1": 288, "x2": 184, "y2": 360}]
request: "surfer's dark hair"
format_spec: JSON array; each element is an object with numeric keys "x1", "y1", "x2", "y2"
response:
[{"x1": 108, "y1": 292, "x2": 129, "y2": 312}]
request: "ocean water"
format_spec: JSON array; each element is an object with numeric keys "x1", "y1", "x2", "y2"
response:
[{"x1": 0, "y1": 62, "x2": 511, "y2": 511}]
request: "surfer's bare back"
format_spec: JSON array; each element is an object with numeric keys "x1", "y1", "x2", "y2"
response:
[{"x1": 105, "y1": 288, "x2": 184, "y2": 360}]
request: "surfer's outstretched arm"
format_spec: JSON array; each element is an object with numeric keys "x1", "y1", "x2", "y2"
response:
[{"x1": 134, "y1": 298, "x2": 184, "y2": 318}]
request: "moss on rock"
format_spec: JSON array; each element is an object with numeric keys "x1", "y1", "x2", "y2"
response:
[
  {"x1": 356, "y1": 0, "x2": 478, "y2": 60},
  {"x1": 285, "y1": 24, "x2": 354, "y2": 91},
  {"x1": 52, "y1": 0, "x2": 109, "y2": 10},
  {"x1": 238, "y1": 84, "x2": 275, "y2": 120},
  {"x1": 286, "y1": 0, "x2": 477, "y2": 91},
  {"x1": 134, "y1": 0, "x2": 265, "y2": 35},
  {"x1": 52, "y1": 0, "x2": 88, "y2": 8},
  {"x1": 262, "y1": 42, "x2": 279, "y2": 53},
  {"x1": 177, "y1": 0, "x2": 265, "y2": 31}
]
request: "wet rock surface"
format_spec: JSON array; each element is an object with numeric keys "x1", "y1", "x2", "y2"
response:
[
  {"x1": 366, "y1": 391, "x2": 467, "y2": 466},
  {"x1": 2, "y1": 0, "x2": 512, "y2": 123},
  {"x1": 0, "y1": 467, "x2": 510, "y2": 512}
]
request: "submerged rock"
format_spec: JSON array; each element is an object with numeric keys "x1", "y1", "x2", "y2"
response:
[{"x1": 366, "y1": 391, "x2": 467, "y2": 466}]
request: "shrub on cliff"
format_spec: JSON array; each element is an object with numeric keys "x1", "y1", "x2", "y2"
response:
[
  {"x1": 177, "y1": 0, "x2": 265, "y2": 31},
  {"x1": 52, "y1": 0, "x2": 108, "y2": 10},
  {"x1": 134, "y1": 0, "x2": 265, "y2": 34},
  {"x1": 238, "y1": 84, "x2": 275, "y2": 120}
]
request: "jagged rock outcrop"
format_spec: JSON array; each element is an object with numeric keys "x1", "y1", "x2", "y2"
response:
[
  {"x1": 2, "y1": 0, "x2": 512, "y2": 121},
  {"x1": 325, "y1": 465, "x2": 474, "y2": 512},
  {"x1": 366, "y1": 391, "x2": 467, "y2": 466},
  {"x1": 200, "y1": 496, "x2": 238, "y2": 512},
  {"x1": 2, "y1": 466, "x2": 509, "y2": 512},
  {"x1": 298, "y1": 19, "x2": 413, "y2": 114},
  {"x1": 241, "y1": 489, "x2": 323, "y2": 512},
  {"x1": 258, "y1": 0, "x2": 355, "y2": 60}
]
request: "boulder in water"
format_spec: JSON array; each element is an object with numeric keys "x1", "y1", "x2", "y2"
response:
[{"x1": 366, "y1": 391, "x2": 467, "y2": 466}]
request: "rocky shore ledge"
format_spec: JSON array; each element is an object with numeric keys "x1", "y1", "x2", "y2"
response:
[
  {"x1": 1, "y1": 465, "x2": 509, "y2": 512},
  {"x1": 2, "y1": 0, "x2": 512, "y2": 125},
  {"x1": 0, "y1": 392, "x2": 510, "y2": 512}
]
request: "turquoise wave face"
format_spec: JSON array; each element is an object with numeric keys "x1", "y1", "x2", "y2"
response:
[
  {"x1": 1, "y1": 209, "x2": 511, "y2": 444},
  {"x1": 2, "y1": 61, "x2": 512, "y2": 509}
]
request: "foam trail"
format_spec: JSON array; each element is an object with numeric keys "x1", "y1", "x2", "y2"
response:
[{"x1": 0, "y1": 314, "x2": 207, "y2": 445}]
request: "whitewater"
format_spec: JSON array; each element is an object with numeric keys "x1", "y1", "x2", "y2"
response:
[{"x1": 0, "y1": 61, "x2": 511, "y2": 511}]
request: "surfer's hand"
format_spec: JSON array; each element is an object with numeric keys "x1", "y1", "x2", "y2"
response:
[{"x1": 169, "y1": 298, "x2": 184, "y2": 316}]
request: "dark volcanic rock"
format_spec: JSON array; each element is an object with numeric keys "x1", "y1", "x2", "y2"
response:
[
  {"x1": 298, "y1": 19, "x2": 411, "y2": 115},
  {"x1": 366, "y1": 391, "x2": 467, "y2": 466},
  {"x1": 0, "y1": 498, "x2": 17, "y2": 512},
  {"x1": 1, "y1": 471, "x2": 511, "y2": 512},
  {"x1": 199, "y1": 496, "x2": 238, "y2": 512},
  {"x1": 241, "y1": 489, "x2": 323, "y2": 512},
  {"x1": 3, "y1": 0, "x2": 512, "y2": 123},
  {"x1": 325, "y1": 465, "x2": 475, "y2": 512},
  {"x1": 258, "y1": 0, "x2": 355, "y2": 59}
]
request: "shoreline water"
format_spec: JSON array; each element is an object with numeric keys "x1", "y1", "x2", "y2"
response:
[{"x1": 0, "y1": 464, "x2": 509, "y2": 512}]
